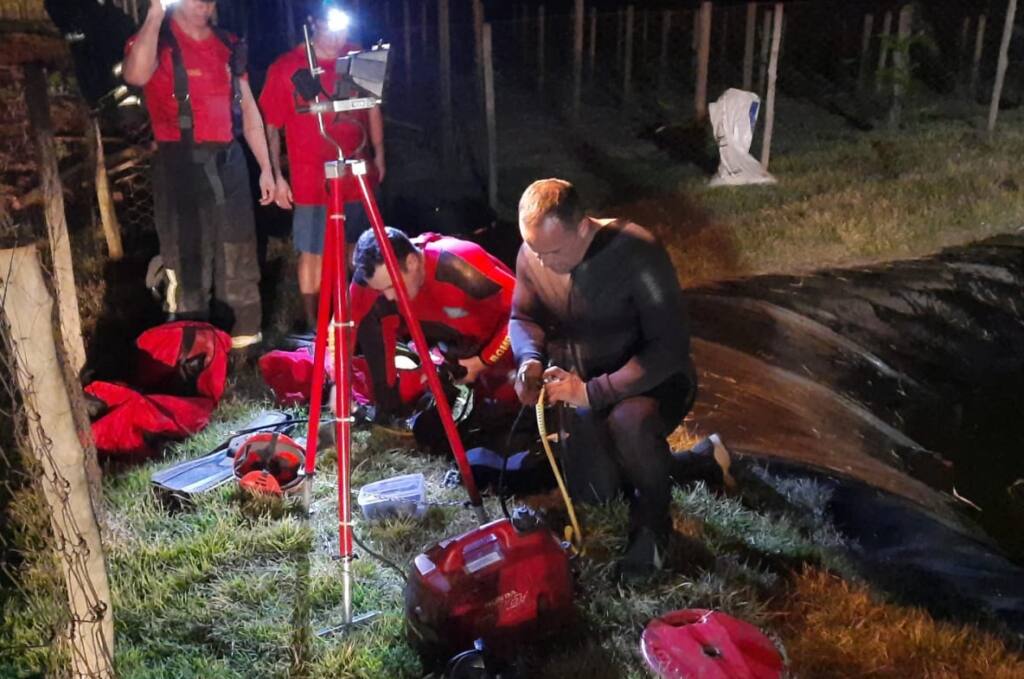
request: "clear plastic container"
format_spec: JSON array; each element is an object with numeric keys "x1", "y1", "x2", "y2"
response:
[{"x1": 357, "y1": 473, "x2": 427, "y2": 520}]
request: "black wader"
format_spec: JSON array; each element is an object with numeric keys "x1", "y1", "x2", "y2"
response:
[{"x1": 151, "y1": 21, "x2": 261, "y2": 347}]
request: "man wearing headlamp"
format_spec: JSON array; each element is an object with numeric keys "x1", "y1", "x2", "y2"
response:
[
  {"x1": 123, "y1": 0, "x2": 274, "y2": 352},
  {"x1": 259, "y1": 1, "x2": 386, "y2": 335}
]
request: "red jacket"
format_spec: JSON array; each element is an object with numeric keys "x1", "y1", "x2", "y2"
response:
[{"x1": 350, "y1": 233, "x2": 515, "y2": 412}]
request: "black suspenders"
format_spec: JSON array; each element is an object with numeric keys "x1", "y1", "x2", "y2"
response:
[{"x1": 158, "y1": 20, "x2": 244, "y2": 144}]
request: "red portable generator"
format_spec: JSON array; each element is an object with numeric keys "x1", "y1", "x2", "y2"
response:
[{"x1": 404, "y1": 518, "x2": 574, "y2": 659}]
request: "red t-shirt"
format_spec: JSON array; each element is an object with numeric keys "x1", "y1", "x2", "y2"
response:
[
  {"x1": 259, "y1": 44, "x2": 378, "y2": 205},
  {"x1": 125, "y1": 20, "x2": 241, "y2": 143}
]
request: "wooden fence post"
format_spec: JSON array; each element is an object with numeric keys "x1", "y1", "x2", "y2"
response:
[
  {"x1": 589, "y1": 7, "x2": 597, "y2": 74},
  {"x1": 573, "y1": 0, "x2": 584, "y2": 118},
  {"x1": 420, "y1": 0, "x2": 428, "y2": 55},
  {"x1": 761, "y1": 3, "x2": 783, "y2": 170},
  {"x1": 695, "y1": 1, "x2": 712, "y2": 122},
  {"x1": 875, "y1": 10, "x2": 893, "y2": 93},
  {"x1": 889, "y1": 4, "x2": 913, "y2": 129},
  {"x1": 23, "y1": 64, "x2": 86, "y2": 375},
  {"x1": 641, "y1": 9, "x2": 649, "y2": 67},
  {"x1": 659, "y1": 9, "x2": 672, "y2": 88},
  {"x1": 971, "y1": 14, "x2": 988, "y2": 99},
  {"x1": 758, "y1": 7, "x2": 772, "y2": 94},
  {"x1": 742, "y1": 2, "x2": 757, "y2": 91},
  {"x1": 858, "y1": 13, "x2": 874, "y2": 90},
  {"x1": 0, "y1": 244, "x2": 114, "y2": 679},
  {"x1": 989, "y1": 0, "x2": 1018, "y2": 135},
  {"x1": 92, "y1": 119, "x2": 123, "y2": 261},
  {"x1": 624, "y1": 5, "x2": 634, "y2": 99},
  {"x1": 959, "y1": 15, "x2": 971, "y2": 79},
  {"x1": 403, "y1": 0, "x2": 411, "y2": 86},
  {"x1": 538, "y1": 5, "x2": 546, "y2": 92},
  {"x1": 483, "y1": 23, "x2": 498, "y2": 210},
  {"x1": 616, "y1": 8, "x2": 624, "y2": 70},
  {"x1": 472, "y1": 0, "x2": 484, "y2": 94},
  {"x1": 438, "y1": 0, "x2": 453, "y2": 166}
]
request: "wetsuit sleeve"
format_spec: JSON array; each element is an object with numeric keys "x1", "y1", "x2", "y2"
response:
[
  {"x1": 509, "y1": 246, "x2": 547, "y2": 366},
  {"x1": 467, "y1": 253, "x2": 515, "y2": 366},
  {"x1": 350, "y1": 281, "x2": 402, "y2": 415},
  {"x1": 585, "y1": 242, "x2": 692, "y2": 410}
]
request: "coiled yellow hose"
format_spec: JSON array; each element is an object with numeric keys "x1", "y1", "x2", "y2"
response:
[{"x1": 536, "y1": 387, "x2": 584, "y2": 552}]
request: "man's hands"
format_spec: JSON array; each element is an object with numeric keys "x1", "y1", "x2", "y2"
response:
[
  {"x1": 257, "y1": 169, "x2": 275, "y2": 206},
  {"x1": 273, "y1": 175, "x2": 294, "y2": 210},
  {"x1": 515, "y1": 359, "x2": 543, "y2": 405},
  {"x1": 374, "y1": 152, "x2": 386, "y2": 183},
  {"x1": 455, "y1": 355, "x2": 486, "y2": 385},
  {"x1": 542, "y1": 366, "x2": 590, "y2": 408}
]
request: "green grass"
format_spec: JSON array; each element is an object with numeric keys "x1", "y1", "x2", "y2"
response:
[
  {"x1": 23, "y1": 380, "x2": 1018, "y2": 677},
  {"x1": 619, "y1": 112, "x2": 1024, "y2": 286}
]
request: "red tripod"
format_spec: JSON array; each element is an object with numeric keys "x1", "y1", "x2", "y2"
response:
[
  {"x1": 300, "y1": 156, "x2": 487, "y2": 628},
  {"x1": 294, "y1": 27, "x2": 485, "y2": 629}
]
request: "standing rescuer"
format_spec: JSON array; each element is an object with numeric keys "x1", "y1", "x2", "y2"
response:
[
  {"x1": 259, "y1": 0, "x2": 385, "y2": 335},
  {"x1": 123, "y1": 0, "x2": 273, "y2": 351},
  {"x1": 510, "y1": 178, "x2": 698, "y2": 581}
]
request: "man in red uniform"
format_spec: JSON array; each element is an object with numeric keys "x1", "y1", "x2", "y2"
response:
[
  {"x1": 123, "y1": 0, "x2": 274, "y2": 350},
  {"x1": 350, "y1": 228, "x2": 516, "y2": 418},
  {"x1": 259, "y1": 1, "x2": 385, "y2": 333}
]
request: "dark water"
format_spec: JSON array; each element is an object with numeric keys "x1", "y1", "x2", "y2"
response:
[{"x1": 687, "y1": 235, "x2": 1024, "y2": 636}]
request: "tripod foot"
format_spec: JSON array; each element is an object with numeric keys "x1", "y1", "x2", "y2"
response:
[{"x1": 316, "y1": 610, "x2": 381, "y2": 638}]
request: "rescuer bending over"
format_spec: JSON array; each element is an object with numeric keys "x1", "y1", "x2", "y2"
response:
[{"x1": 349, "y1": 227, "x2": 518, "y2": 421}]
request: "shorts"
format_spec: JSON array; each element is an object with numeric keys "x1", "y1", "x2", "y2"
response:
[{"x1": 292, "y1": 200, "x2": 373, "y2": 254}]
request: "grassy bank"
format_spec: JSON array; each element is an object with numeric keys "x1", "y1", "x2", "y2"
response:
[
  {"x1": 3, "y1": 391, "x2": 1023, "y2": 677},
  {"x1": 614, "y1": 111, "x2": 1024, "y2": 286}
]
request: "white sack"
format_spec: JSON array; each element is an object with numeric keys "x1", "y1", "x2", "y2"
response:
[{"x1": 708, "y1": 88, "x2": 776, "y2": 187}]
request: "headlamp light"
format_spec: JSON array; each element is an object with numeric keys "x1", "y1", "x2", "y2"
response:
[{"x1": 326, "y1": 8, "x2": 351, "y2": 32}]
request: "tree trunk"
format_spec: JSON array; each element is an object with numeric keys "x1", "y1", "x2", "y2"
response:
[
  {"x1": 0, "y1": 245, "x2": 114, "y2": 679},
  {"x1": 988, "y1": 0, "x2": 1018, "y2": 135},
  {"x1": 742, "y1": 2, "x2": 757, "y2": 91},
  {"x1": 23, "y1": 64, "x2": 86, "y2": 376},
  {"x1": 761, "y1": 3, "x2": 784, "y2": 170},
  {"x1": 695, "y1": 1, "x2": 712, "y2": 122}
]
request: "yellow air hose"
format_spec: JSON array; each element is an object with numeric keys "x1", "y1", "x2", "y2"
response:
[{"x1": 536, "y1": 386, "x2": 584, "y2": 553}]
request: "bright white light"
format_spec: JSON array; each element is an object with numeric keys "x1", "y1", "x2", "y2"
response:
[{"x1": 327, "y1": 8, "x2": 351, "y2": 32}]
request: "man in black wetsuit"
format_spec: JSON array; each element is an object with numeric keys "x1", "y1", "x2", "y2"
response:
[{"x1": 510, "y1": 178, "x2": 704, "y2": 581}]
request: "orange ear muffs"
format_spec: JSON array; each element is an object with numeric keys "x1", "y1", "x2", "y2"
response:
[
  {"x1": 233, "y1": 432, "x2": 306, "y2": 494},
  {"x1": 239, "y1": 470, "x2": 283, "y2": 496}
]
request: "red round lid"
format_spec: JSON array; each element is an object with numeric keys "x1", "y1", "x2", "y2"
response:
[{"x1": 641, "y1": 609, "x2": 784, "y2": 679}]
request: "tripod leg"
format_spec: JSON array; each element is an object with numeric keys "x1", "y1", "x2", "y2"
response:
[
  {"x1": 327, "y1": 179, "x2": 356, "y2": 623},
  {"x1": 352, "y1": 169, "x2": 487, "y2": 522},
  {"x1": 302, "y1": 202, "x2": 338, "y2": 512}
]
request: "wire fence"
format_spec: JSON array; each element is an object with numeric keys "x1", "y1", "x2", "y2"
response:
[{"x1": 0, "y1": 241, "x2": 114, "y2": 677}]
